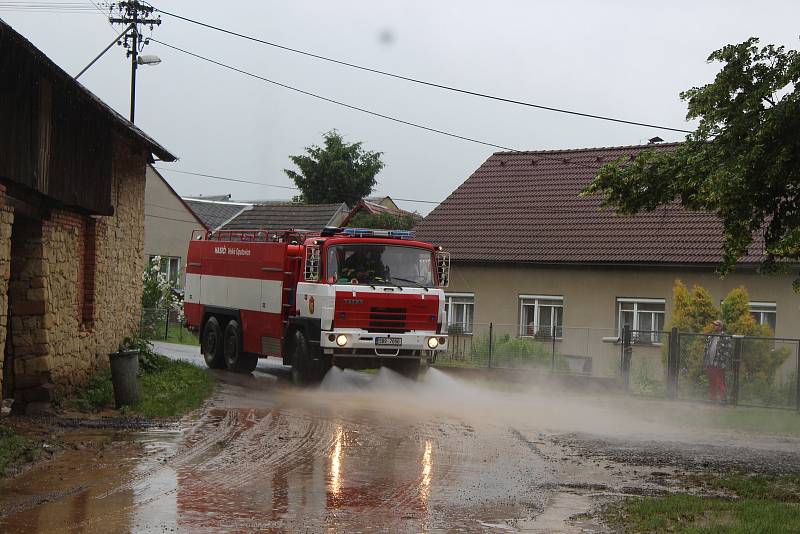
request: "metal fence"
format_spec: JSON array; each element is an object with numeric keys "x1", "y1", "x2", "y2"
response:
[
  {"x1": 139, "y1": 307, "x2": 798, "y2": 411},
  {"x1": 140, "y1": 308, "x2": 199, "y2": 345},
  {"x1": 673, "y1": 331, "x2": 799, "y2": 410},
  {"x1": 438, "y1": 324, "x2": 799, "y2": 411},
  {"x1": 437, "y1": 323, "x2": 630, "y2": 378}
]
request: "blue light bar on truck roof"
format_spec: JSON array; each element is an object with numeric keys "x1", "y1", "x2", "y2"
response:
[{"x1": 340, "y1": 227, "x2": 416, "y2": 239}]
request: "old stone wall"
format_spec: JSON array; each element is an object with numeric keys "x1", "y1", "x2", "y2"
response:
[
  {"x1": 4, "y1": 137, "x2": 147, "y2": 407},
  {"x1": 0, "y1": 184, "x2": 14, "y2": 397},
  {"x1": 8, "y1": 215, "x2": 49, "y2": 404},
  {"x1": 41, "y1": 138, "x2": 146, "y2": 396}
]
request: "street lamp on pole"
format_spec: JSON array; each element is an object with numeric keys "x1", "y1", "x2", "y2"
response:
[{"x1": 110, "y1": 1, "x2": 161, "y2": 123}]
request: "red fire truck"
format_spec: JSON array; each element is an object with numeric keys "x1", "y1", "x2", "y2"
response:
[{"x1": 183, "y1": 227, "x2": 450, "y2": 384}]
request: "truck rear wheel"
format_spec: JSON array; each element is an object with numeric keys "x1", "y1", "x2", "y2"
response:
[
  {"x1": 224, "y1": 320, "x2": 257, "y2": 373},
  {"x1": 201, "y1": 316, "x2": 225, "y2": 369},
  {"x1": 385, "y1": 359, "x2": 421, "y2": 380},
  {"x1": 291, "y1": 330, "x2": 329, "y2": 385}
]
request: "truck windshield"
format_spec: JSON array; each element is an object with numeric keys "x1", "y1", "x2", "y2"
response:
[{"x1": 326, "y1": 244, "x2": 434, "y2": 287}]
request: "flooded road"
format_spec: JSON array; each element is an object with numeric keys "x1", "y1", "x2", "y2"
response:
[
  {"x1": 0, "y1": 368, "x2": 564, "y2": 533},
  {"x1": 2, "y1": 344, "x2": 799, "y2": 533}
]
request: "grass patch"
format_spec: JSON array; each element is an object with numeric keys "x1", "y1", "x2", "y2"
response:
[
  {"x1": 70, "y1": 353, "x2": 213, "y2": 418},
  {"x1": 0, "y1": 425, "x2": 38, "y2": 474},
  {"x1": 690, "y1": 473, "x2": 800, "y2": 503},
  {"x1": 602, "y1": 474, "x2": 800, "y2": 533},
  {"x1": 143, "y1": 324, "x2": 200, "y2": 347},
  {"x1": 667, "y1": 403, "x2": 800, "y2": 437}
]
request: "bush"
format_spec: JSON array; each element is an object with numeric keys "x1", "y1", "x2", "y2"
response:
[
  {"x1": 468, "y1": 333, "x2": 568, "y2": 370},
  {"x1": 0, "y1": 426, "x2": 37, "y2": 474},
  {"x1": 347, "y1": 210, "x2": 421, "y2": 230},
  {"x1": 667, "y1": 281, "x2": 790, "y2": 401}
]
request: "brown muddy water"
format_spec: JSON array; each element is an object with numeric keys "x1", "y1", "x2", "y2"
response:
[{"x1": 1, "y1": 364, "x2": 798, "y2": 533}]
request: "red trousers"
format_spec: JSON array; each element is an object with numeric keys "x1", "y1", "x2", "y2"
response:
[{"x1": 706, "y1": 366, "x2": 727, "y2": 402}]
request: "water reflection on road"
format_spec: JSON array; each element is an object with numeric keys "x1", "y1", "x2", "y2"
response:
[{"x1": 0, "y1": 368, "x2": 551, "y2": 533}]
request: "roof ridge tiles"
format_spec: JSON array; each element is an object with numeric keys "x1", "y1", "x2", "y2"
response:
[{"x1": 491, "y1": 141, "x2": 683, "y2": 157}]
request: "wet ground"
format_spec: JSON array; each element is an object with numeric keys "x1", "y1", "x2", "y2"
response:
[{"x1": 1, "y1": 342, "x2": 799, "y2": 533}]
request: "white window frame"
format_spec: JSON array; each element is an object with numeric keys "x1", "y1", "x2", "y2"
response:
[
  {"x1": 149, "y1": 255, "x2": 182, "y2": 288},
  {"x1": 445, "y1": 293, "x2": 474, "y2": 335},
  {"x1": 617, "y1": 297, "x2": 665, "y2": 344},
  {"x1": 518, "y1": 295, "x2": 564, "y2": 339},
  {"x1": 749, "y1": 301, "x2": 777, "y2": 332}
]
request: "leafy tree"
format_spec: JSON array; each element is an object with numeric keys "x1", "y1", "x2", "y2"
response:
[
  {"x1": 285, "y1": 130, "x2": 384, "y2": 207},
  {"x1": 347, "y1": 211, "x2": 420, "y2": 230},
  {"x1": 583, "y1": 39, "x2": 800, "y2": 288}
]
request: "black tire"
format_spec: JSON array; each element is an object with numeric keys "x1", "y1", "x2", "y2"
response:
[
  {"x1": 202, "y1": 316, "x2": 225, "y2": 369},
  {"x1": 223, "y1": 320, "x2": 258, "y2": 373},
  {"x1": 291, "y1": 330, "x2": 329, "y2": 386},
  {"x1": 386, "y1": 359, "x2": 421, "y2": 380}
]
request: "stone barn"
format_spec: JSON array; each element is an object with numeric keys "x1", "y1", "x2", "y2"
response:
[{"x1": 0, "y1": 21, "x2": 176, "y2": 412}]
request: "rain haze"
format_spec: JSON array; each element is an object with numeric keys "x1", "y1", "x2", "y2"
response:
[
  {"x1": 5, "y1": 4, "x2": 800, "y2": 532},
  {"x1": 3, "y1": 0, "x2": 800, "y2": 214}
]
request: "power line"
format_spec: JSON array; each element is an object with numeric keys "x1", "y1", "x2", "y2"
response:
[
  {"x1": 155, "y1": 168, "x2": 298, "y2": 190},
  {"x1": 145, "y1": 212, "x2": 202, "y2": 224},
  {"x1": 75, "y1": 23, "x2": 132, "y2": 79},
  {"x1": 146, "y1": 201, "x2": 201, "y2": 214},
  {"x1": 151, "y1": 39, "x2": 606, "y2": 174},
  {"x1": 155, "y1": 167, "x2": 441, "y2": 205},
  {"x1": 152, "y1": 39, "x2": 520, "y2": 153},
  {"x1": 154, "y1": 165, "x2": 622, "y2": 210},
  {"x1": 155, "y1": 8, "x2": 692, "y2": 134}
]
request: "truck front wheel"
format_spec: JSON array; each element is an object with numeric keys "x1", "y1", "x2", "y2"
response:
[
  {"x1": 291, "y1": 330, "x2": 329, "y2": 385},
  {"x1": 224, "y1": 320, "x2": 257, "y2": 373},
  {"x1": 202, "y1": 316, "x2": 225, "y2": 369}
]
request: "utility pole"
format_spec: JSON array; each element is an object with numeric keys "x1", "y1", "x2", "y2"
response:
[{"x1": 110, "y1": 1, "x2": 161, "y2": 123}]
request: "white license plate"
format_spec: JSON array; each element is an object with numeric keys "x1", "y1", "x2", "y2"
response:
[{"x1": 375, "y1": 337, "x2": 402, "y2": 346}]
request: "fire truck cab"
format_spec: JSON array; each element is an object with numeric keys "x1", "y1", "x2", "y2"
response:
[{"x1": 183, "y1": 227, "x2": 450, "y2": 384}]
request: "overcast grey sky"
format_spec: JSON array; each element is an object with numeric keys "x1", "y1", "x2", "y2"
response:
[{"x1": 3, "y1": 1, "x2": 799, "y2": 214}]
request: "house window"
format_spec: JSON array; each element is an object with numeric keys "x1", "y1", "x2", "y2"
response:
[
  {"x1": 750, "y1": 302, "x2": 776, "y2": 332},
  {"x1": 446, "y1": 293, "x2": 474, "y2": 334},
  {"x1": 617, "y1": 298, "x2": 665, "y2": 344},
  {"x1": 149, "y1": 255, "x2": 181, "y2": 287},
  {"x1": 519, "y1": 295, "x2": 563, "y2": 339}
]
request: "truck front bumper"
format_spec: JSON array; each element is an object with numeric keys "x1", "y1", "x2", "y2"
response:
[{"x1": 320, "y1": 330, "x2": 447, "y2": 356}]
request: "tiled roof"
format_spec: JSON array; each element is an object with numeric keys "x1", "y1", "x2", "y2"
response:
[
  {"x1": 183, "y1": 198, "x2": 252, "y2": 230},
  {"x1": 415, "y1": 143, "x2": 764, "y2": 265},
  {"x1": 221, "y1": 202, "x2": 348, "y2": 231}
]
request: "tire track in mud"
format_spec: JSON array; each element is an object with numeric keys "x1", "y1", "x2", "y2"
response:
[
  {"x1": 93, "y1": 408, "x2": 249, "y2": 500},
  {"x1": 198, "y1": 409, "x2": 333, "y2": 491},
  {"x1": 15, "y1": 408, "x2": 258, "y2": 532},
  {"x1": 68, "y1": 406, "x2": 337, "y2": 532}
]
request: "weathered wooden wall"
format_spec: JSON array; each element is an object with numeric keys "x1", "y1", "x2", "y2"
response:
[{"x1": 0, "y1": 23, "x2": 114, "y2": 214}]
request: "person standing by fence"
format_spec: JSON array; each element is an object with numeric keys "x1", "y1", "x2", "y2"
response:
[{"x1": 703, "y1": 320, "x2": 732, "y2": 403}]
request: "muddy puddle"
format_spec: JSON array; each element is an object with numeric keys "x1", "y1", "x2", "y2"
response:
[{"x1": 2, "y1": 365, "x2": 799, "y2": 533}]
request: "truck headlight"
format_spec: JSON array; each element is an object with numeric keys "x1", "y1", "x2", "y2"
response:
[
  {"x1": 336, "y1": 334, "x2": 348, "y2": 347},
  {"x1": 427, "y1": 337, "x2": 439, "y2": 349}
]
